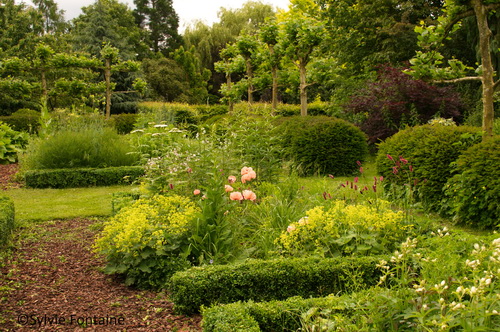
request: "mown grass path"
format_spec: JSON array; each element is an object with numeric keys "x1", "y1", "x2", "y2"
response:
[{"x1": 0, "y1": 218, "x2": 201, "y2": 331}]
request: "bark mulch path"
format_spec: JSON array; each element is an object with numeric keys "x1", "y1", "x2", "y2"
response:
[
  {"x1": 0, "y1": 218, "x2": 202, "y2": 331},
  {"x1": 0, "y1": 163, "x2": 22, "y2": 191}
]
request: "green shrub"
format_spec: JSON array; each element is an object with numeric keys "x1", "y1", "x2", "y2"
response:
[
  {"x1": 111, "y1": 192, "x2": 142, "y2": 215},
  {"x1": 278, "y1": 116, "x2": 368, "y2": 176},
  {"x1": 376, "y1": 124, "x2": 482, "y2": 211},
  {"x1": 202, "y1": 291, "x2": 370, "y2": 332},
  {"x1": 275, "y1": 200, "x2": 414, "y2": 257},
  {"x1": 109, "y1": 113, "x2": 138, "y2": 134},
  {"x1": 0, "y1": 109, "x2": 40, "y2": 133},
  {"x1": 443, "y1": 136, "x2": 500, "y2": 229},
  {"x1": 21, "y1": 127, "x2": 139, "y2": 170},
  {"x1": 24, "y1": 166, "x2": 144, "y2": 188},
  {"x1": 0, "y1": 195, "x2": 15, "y2": 247},
  {"x1": 0, "y1": 121, "x2": 29, "y2": 164},
  {"x1": 95, "y1": 195, "x2": 200, "y2": 289},
  {"x1": 168, "y1": 256, "x2": 384, "y2": 314}
]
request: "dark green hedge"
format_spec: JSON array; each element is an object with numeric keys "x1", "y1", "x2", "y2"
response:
[
  {"x1": 0, "y1": 196, "x2": 15, "y2": 247},
  {"x1": 278, "y1": 116, "x2": 368, "y2": 176},
  {"x1": 168, "y1": 256, "x2": 384, "y2": 315},
  {"x1": 24, "y1": 166, "x2": 144, "y2": 189},
  {"x1": 376, "y1": 124, "x2": 482, "y2": 212},
  {"x1": 443, "y1": 136, "x2": 500, "y2": 229}
]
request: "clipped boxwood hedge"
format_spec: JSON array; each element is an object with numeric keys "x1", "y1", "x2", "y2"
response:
[
  {"x1": 168, "y1": 256, "x2": 384, "y2": 315},
  {"x1": 0, "y1": 195, "x2": 15, "y2": 247},
  {"x1": 443, "y1": 136, "x2": 500, "y2": 229},
  {"x1": 376, "y1": 124, "x2": 482, "y2": 211},
  {"x1": 278, "y1": 116, "x2": 368, "y2": 176},
  {"x1": 24, "y1": 166, "x2": 144, "y2": 188}
]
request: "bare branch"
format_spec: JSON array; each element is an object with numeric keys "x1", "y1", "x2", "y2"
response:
[
  {"x1": 433, "y1": 76, "x2": 482, "y2": 84},
  {"x1": 494, "y1": 79, "x2": 500, "y2": 90}
]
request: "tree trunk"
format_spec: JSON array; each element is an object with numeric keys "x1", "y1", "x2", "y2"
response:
[
  {"x1": 41, "y1": 68, "x2": 48, "y2": 99},
  {"x1": 246, "y1": 58, "x2": 254, "y2": 104},
  {"x1": 272, "y1": 65, "x2": 278, "y2": 113},
  {"x1": 105, "y1": 58, "x2": 112, "y2": 119},
  {"x1": 299, "y1": 59, "x2": 308, "y2": 116},
  {"x1": 227, "y1": 73, "x2": 234, "y2": 113},
  {"x1": 472, "y1": 0, "x2": 495, "y2": 139}
]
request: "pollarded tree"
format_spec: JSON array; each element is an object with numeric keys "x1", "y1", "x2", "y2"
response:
[
  {"x1": 133, "y1": 0, "x2": 182, "y2": 56},
  {"x1": 259, "y1": 19, "x2": 282, "y2": 110},
  {"x1": 407, "y1": 0, "x2": 500, "y2": 138},
  {"x1": 279, "y1": 2, "x2": 325, "y2": 116}
]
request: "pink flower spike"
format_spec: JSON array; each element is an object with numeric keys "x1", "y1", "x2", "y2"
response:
[
  {"x1": 228, "y1": 175, "x2": 236, "y2": 184},
  {"x1": 356, "y1": 160, "x2": 362, "y2": 166},
  {"x1": 193, "y1": 189, "x2": 201, "y2": 195},
  {"x1": 372, "y1": 185, "x2": 377, "y2": 192},
  {"x1": 399, "y1": 156, "x2": 408, "y2": 164},
  {"x1": 230, "y1": 192, "x2": 244, "y2": 201},
  {"x1": 379, "y1": 176, "x2": 384, "y2": 182},
  {"x1": 242, "y1": 190, "x2": 257, "y2": 201},
  {"x1": 374, "y1": 176, "x2": 377, "y2": 185},
  {"x1": 392, "y1": 167, "x2": 398, "y2": 175},
  {"x1": 387, "y1": 154, "x2": 394, "y2": 161},
  {"x1": 328, "y1": 174, "x2": 334, "y2": 179},
  {"x1": 225, "y1": 185, "x2": 234, "y2": 192},
  {"x1": 359, "y1": 167, "x2": 364, "y2": 174},
  {"x1": 354, "y1": 177, "x2": 359, "y2": 183},
  {"x1": 169, "y1": 184, "x2": 174, "y2": 190},
  {"x1": 354, "y1": 184, "x2": 358, "y2": 191},
  {"x1": 409, "y1": 165, "x2": 414, "y2": 172}
]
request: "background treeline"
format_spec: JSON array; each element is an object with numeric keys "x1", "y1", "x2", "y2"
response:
[{"x1": 1, "y1": 0, "x2": 496, "y2": 129}]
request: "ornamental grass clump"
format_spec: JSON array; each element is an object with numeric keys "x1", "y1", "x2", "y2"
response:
[
  {"x1": 276, "y1": 200, "x2": 413, "y2": 257},
  {"x1": 94, "y1": 195, "x2": 200, "y2": 289}
]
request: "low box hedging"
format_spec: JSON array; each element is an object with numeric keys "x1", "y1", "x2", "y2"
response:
[
  {"x1": 201, "y1": 294, "x2": 355, "y2": 332},
  {"x1": 0, "y1": 195, "x2": 15, "y2": 247},
  {"x1": 24, "y1": 166, "x2": 144, "y2": 188},
  {"x1": 168, "y1": 256, "x2": 385, "y2": 315}
]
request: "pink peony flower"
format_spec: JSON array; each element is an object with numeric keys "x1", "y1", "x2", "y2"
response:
[
  {"x1": 228, "y1": 175, "x2": 237, "y2": 184},
  {"x1": 242, "y1": 190, "x2": 257, "y2": 201},
  {"x1": 241, "y1": 166, "x2": 253, "y2": 175},
  {"x1": 225, "y1": 185, "x2": 234, "y2": 192},
  {"x1": 247, "y1": 170, "x2": 256, "y2": 179},
  {"x1": 230, "y1": 191, "x2": 244, "y2": 201},
  {"x1": 193, "y1": 189, "x2": 201, "y2": 195},
  {"x1": 241, "y1": 173, "x2": 253, "y2": 184}
]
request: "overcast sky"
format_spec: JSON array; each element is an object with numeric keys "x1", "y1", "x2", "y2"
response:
[{"x1": 22, "y1": 0, "x2": 291, "y2": 32}]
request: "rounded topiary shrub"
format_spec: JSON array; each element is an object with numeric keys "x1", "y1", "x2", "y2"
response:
[
  {"x1": 279, "y1": 116, "x2": 368, "y2": 176},
  {"x1": 376, "y1": 124, "x2": 482, "y2": 211},
  {"x1": 443, "y1": 136, "x2": 500, "y2": 229}
]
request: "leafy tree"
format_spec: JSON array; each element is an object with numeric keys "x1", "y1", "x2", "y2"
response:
[
  {"x1": 133, "y1": 0, "x2": 182, "y2": 56},
  {"x1": 279, "y1": 2, "x2": 325, "y2": 115},
  {"x1": 215, "y1": 43, "x2": 246, "y2": 111},
  {"x1": 32, "y1": 0, "x2": 67, "y2": 35},
  {"x1": 345, "y1": 65, "x2": 464, "y2": 144},
  {"x1": 70, "y1": 0, "x2": 145, "y2": 59},
  {"x1": 407, "y1": 0, "x2": 500, "y2": 138},
  {"x1": 260, "y1": 19, "x2": 282, "y2": 110},
  {"x1": 142, "y1": 57, "x2": 190, "y2": 102}
]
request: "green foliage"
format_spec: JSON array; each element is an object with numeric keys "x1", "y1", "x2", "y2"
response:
[
  {"x1": 0, "y1": 196, "x2": 15, "y2": 247},
  {"x1": 443, "y1": 136, "x2": 500, "y2": 229},
  {"x1": 94, "y1": 195, "x2": 200, "y2": 289},
  {"x1": 168, "y1": 255, "x2": 384, "y2": 314},
  {"x1": 23, "y1": 166, "x2": 144, "y2": 189},
  {"x1": 0, "y1": 121, "x2": 29, "y2": 164},
  {"x1": 21, "y1": 127, "x2": 138, "y2": 170},
  {"x1": 109, "y1": 113, "x2": 138, "y2": 134},
  {"x1": 275, "y1": 200, "x2": 414, "y2": 257},
  {"x1": 376, "y1": 124, "x2": 483, "y2": 211},
  {"x1": 0, "y1": 109, "x2": 40, "y2": 133},
  {"x1": 278, "y1": 116, "x2": 368, "y2": 176}
]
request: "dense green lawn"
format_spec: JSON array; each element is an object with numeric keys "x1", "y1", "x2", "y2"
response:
[{"x1": 3, "y1": 185, "x2": 138, "y2": 222}]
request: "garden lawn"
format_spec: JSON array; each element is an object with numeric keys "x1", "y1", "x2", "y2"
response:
[{"x1": 3, "y1": 185, "x2": 138, "y2": 222}]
